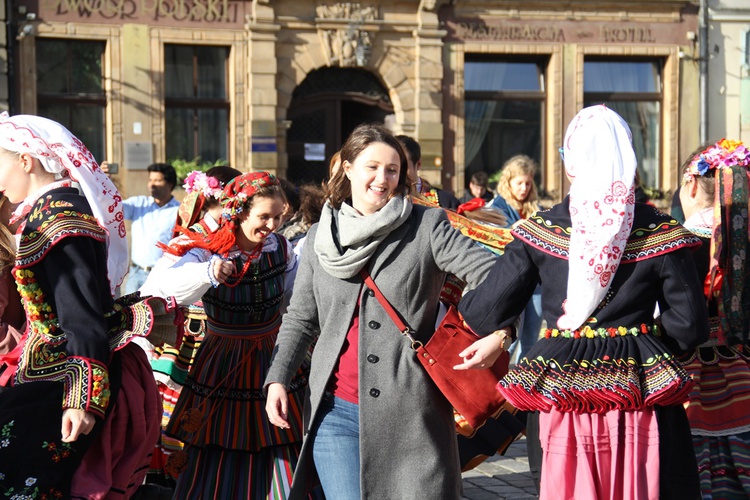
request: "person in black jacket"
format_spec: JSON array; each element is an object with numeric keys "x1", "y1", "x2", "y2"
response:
[
  {"x1": 0, "y1": 113, "x2": 168, "y2": 498},
  {"x1": 458, "y1": 105, "x2": 709, "y2": 500}
]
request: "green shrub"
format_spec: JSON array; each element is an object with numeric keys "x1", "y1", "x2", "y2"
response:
[{"x1": 169, "y1": 157, "x2": 228, "y2": 184}]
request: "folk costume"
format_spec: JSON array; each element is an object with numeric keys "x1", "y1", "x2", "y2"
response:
[
  {"x1": 141, "y1": 173, "x2": 308, "y2": 499},
  {"x1": 415, "y1": 177, "x2": 460, "y2": 210},
  {"x1": 679, "y1": 139, "x2": 750, "y2": 498},
  {"x1": 459, "y1": 105, "x2": 709, "y2": 500},
  {"x1": 490, "y1": 190, "x2": 544, "y2": 364},
  {"x1": 146, "y1": 171, "x2": 225, "y2": 483},
  {"x1": 0, "y1": 113, "x2": 169, "y2": 499}
]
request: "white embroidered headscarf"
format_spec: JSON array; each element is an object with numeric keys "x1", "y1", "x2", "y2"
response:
[
  {"x1": 557, "y1": 105, "x2": 637, "y2": 330},
  {"x1": 0, "y1": 112, "x2": 127, "y2": 294}
]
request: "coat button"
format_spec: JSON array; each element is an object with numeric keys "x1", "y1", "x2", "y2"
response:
[
  {"x1": 367, "y1": 289, "x2": 375, "y2": 297},
  {"x1": 368, "y1": 321, "x2": 380, "y2": 329},
  {"x1": 367, "y1": 354, "x2": 379, "y2": 363},
  {"x1": 369, "y1": 388, "x2": 380, "y2": 398}
]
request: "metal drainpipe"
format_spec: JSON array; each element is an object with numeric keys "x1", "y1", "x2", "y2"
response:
[
  {"x1": 4, "y1": 0, "x2": 13, "y2": 114},
  {"x1": 699, "y1": 0, "x2": 709, "y2": 144}
]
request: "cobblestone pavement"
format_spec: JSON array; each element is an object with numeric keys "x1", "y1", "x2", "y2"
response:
[{"x1": 461, "y1": 437, "x2": 538, "y2": 500}]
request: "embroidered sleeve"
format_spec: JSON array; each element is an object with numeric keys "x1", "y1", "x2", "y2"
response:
[
  {"x1": 31, "y1": 232, "x2": 113, "y2": 416},
  {"x1": 63, "y1": 356, "x2": 111, "y2": 417}
]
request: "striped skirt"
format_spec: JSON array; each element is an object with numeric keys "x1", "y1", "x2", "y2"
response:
[
  {"x1": 165, "y1": 319, "x2": 310, "y2": 498},
  {"x1": 149, "y1": 319, "x2": 205, "y2": 479},
  {"x1": 682, "y1": 344, "x2": 750, "y2": 498},
  {"x1": 173, "y1": 441, "x2": 303, "y2": 499}
]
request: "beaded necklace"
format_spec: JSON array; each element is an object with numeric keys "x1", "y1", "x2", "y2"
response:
[{"x1": 224, "y1": 243, "x2": 262, "y2": 288}]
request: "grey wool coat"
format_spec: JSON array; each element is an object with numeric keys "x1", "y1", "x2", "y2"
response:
[{"x1": 266, "y1": 204, "x2": 498, "y2": 499}]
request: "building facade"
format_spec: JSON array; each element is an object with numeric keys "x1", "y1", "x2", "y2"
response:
[
  {"x1": 706, "y1": 0, "x2": 750, "y2": 145},
  {"x1": 4, "y1": 0, "x2": 701, "y2": 200}
]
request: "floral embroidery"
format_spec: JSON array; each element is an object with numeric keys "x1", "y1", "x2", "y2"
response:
[
  {"x1": 0, "y1": 421, "x2": 14, "y2": 448},
  {"x1": 219, "y1": 173, "x2": 276, "y2": 221},
  {"x1": 0, "y1": 476, "x2": 40, "y2": 498},
  {"x1": 544, "y1": 323, "x2": 658, "y2": 339},
  {"x1": 13, "y1": 269, "x2": 111, "y2": 417},
  {"x1": 14, "y1": 270, "x2": 59, "y2": 342},
  {"x1": 42, "y1": 441, "x2": 73, "y2": 463},
  {"x1": 91, "y1": 365, "x2": 111, "y2": 410}
]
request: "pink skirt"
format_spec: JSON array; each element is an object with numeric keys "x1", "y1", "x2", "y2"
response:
[
  {"x1": 71, "y1": 343, "x2": 162, "y2": 499},
  {"x1": 538, "y1": 407, "x2": 660, "y2": 500}
]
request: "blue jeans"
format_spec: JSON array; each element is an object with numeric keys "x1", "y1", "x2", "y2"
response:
[
  {"x1": 124, "y1": 264, "x2": 149, "y2": 295},
  {"x1": 310, "y1": 393, "x2": 360, "y2": 500}
]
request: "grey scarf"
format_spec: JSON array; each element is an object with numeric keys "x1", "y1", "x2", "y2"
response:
[{"x1": 314, "y1": 195, "x2": 413, "y2": 278}]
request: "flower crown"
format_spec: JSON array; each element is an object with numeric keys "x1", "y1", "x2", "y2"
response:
[
  {"x1": 183, "y1": 170, "x2": 223, "y2": 198},
  {"x1": 684, "y1": 139, "x2": 750, "y2": 184}
]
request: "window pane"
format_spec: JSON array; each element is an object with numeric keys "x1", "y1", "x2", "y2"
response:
[
  {"x1": 465, "y1": 62, "x2": 541, "y2": 92},
  {"x1": 465, "y1": 100, "x2": 542, "y2": 185},
  {"x1": 165, "y1": 45, "x2": 227, "y2": 99},
  {"x1": 166, "y1": 108, "x2": 195, "y2": 160},
  {"x1": 70, "y1": 41, "x2": 104, "y2": 94},
  {"x1": 585, "y1": 100, "x2": 661, "y2": 188},
  {"x1": 584, "y1": 61, "x2": 660, "y2": 93},
  {"x1": 37, "y1": 40, "x2": 69, "y2": 94},
  {"x1": 165, "y1": 45, "x2": 195, "y2": 98},
  {"x1": 196, "y1": 47, "x2": 227, "y2": 99},
  {"x1": 37, "y1": 103, "x2": 105, "y2": 161},
  {"x1": 165, "y1": 45, "x2": 229, "y2": 162},
  {"x1": 37, "y1": 40, "x2": 104, "y2": 95},
  {"x1": 197, "y1": 108, "x2": 228, "y2": 161}
]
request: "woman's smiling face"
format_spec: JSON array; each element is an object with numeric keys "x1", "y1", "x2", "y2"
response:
[
  {"x1": 238, "y1": 195, "x2": 286, "y2": 245},
  {"x1": 344, "y1": 142, "x2": 401, "y2": 216}
]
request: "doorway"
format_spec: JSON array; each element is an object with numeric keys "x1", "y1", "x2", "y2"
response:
[{"x1": 286, "y1": 67, "x2": 394, "y2": 185}]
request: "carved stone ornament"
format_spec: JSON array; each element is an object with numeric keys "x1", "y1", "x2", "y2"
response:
[{"x1": 316, "y1": 3, "x2": 377, "y2": 67}]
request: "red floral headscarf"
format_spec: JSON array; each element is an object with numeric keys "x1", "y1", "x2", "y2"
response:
[{"x1": 163, "y1": 172, "x2": 279, "y2": 256}]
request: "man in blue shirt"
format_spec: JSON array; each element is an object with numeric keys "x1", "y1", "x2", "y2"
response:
[{"x1": 122, "y1": 163, "x2": 180, "y2": 294}]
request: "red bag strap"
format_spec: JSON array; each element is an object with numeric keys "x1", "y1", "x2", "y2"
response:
[{"x1": 359, "y1": 269, "x2": 423, "y2": 350}]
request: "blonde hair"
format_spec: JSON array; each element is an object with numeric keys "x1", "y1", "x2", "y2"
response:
[{"x1": 496, "y1": 155, "x2": 539, "y2": 219}]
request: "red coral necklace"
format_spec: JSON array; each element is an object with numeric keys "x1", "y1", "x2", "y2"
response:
[{"x1": 224, "y1": 243, "x2": 262, "y2": 288}]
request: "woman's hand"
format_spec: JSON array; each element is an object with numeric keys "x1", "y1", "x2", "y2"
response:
[
  {"x1": 61, "y1": 408, "x2": 96, "y2": 442},
  {"x1": 453, "y1": 329, "x2": 510, "y2": 370},
  {"x1": 211, "y1": 258, "x2": 236, "y2": 285},
  {"x1": 265, "y1": 383, "x2": 290, "y2": 429}
]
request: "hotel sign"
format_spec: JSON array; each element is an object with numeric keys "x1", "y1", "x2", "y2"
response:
[{"x1": 446, "y1": 18, "x2": 696, "y2": 46}]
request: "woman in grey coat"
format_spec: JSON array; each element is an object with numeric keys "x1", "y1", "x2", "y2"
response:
[{"x1": 265, "y1": 123, "x2": 508, "y2": 499}]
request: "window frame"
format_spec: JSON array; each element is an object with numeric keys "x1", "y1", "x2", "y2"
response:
[
  {"x1": 583, "y1": 57, "x2": 664, "y2": 189},
  {"x1": 463, "y1": 55, "x2": 548, "y2": 191},
  {"x1": 35, "y1": 39, "x2": 107, "y2": 157},
  {"x1": 163, "y1": 43, "x2": 231, "y2": 163}
]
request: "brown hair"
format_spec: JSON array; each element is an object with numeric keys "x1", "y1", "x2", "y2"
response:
[
  {"x1": 297, "y1": 184, "x2": 326, "y2": 226},
  {"x1": 496, "y1": 155, "x2": 539, "y2": 219},
  {"x1": 325, "y1": 123, "x2": 410, "y2": 209},
  {"x1": 462, "y1": 207, "x2": 507, "y2": 228},
  {"x1": 681, "y1": 142, "x2": 716, "y2": 202}
]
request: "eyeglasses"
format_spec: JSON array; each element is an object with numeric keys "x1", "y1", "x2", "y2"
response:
[{"x1": 558, "y1": 147, "x2": 565, "y2": 162}]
